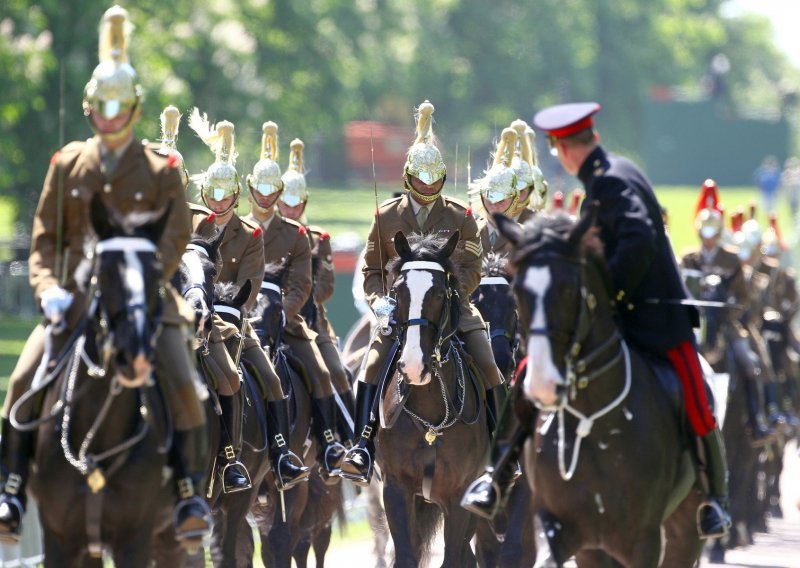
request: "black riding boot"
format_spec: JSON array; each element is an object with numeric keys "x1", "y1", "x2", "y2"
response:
[
  {"x1": 0, "y1": 418, "x2": 33, "y2": 542},
  {"x1": 697, "y1": 428, "x2": 732, "y2": 539},
  {"x1": 336, "y1": 389, "x2": 356, "y2": 449},
  {"x1": 172, "y1": 426, "x2": 212, "y2": 543},
  {"x1": 340, "y1": 382, "x2": 379, "y2": 486},
  {"x1": 744, "y1": 377, "x2": 774, "y2": 445},
  {"x1": 266, "y1": 397, "x2": 310, "y2": 491},
  {"x1": 461, "y1": 388, "x2": 529, "y2": 520},
  {"x1": 311, "y1": 394, "x2": 346, "y2": 483},
  {"x1": 218, "y1": 392, "x2": 251, "y2": 493},
  {"x1": 764, "y1": 383, "x2": 789, "y2": 432},
  {"x1": 486, "y1": 384, "x2": 521, "y2": 480}
]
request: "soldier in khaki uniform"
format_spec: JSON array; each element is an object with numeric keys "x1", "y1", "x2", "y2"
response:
[
  {"x1": 277, "y1": 152, "x2": 356, "y2": 448},
  {"x1": 186, "y1": 113, "x2": 310, "y2": 492},
  {"x1": 0, "y1": 7, "x2": 211, "y2": 542},
  {"x1": 340, "y1": 101, "x2": 506, "y2": 486},
  {"x1": 682, "y1": 204, "x2": 775, "y2": 445},
  {"x1": 470, "y1": 128, "x2": 521, "y2": 256},
  {"x1": 242, "y1": 127, "x2": 346, "y2": 480}
]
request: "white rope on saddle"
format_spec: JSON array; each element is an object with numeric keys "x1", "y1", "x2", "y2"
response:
[{"x1": 557, "y1": 339, "x2": 632, "y2": 481}]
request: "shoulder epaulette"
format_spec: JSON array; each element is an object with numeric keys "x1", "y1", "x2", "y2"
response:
[
  {"x1": 51, "y1": 141, "x2": 84, "y2": 165},
  {"x1": 379, "y1": 195, "x2": 404, "y2": 209},
  {"x1": 281, "y1": 216, "x2": 304, "y2": 230},
  {"x1": 238, "y1": 216, "x2": 261, "y2": 238},
  {"x1": 442, "y1": 194, "x2": 470, "y2": 210}
]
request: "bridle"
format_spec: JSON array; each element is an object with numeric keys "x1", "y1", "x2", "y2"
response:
[
  {"x1": 256, "y1": 280, "x2": 287, "y2": 357},
  {"x1": 396, "y1": 261, "x2": 460, "y2": 366},
  {"x1": 479, "y1": 275, "x2": 520, "y2": 354}
]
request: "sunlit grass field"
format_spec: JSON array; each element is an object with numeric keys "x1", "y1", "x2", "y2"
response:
[{"x1": 1, "y1": 184, "x2": 796, "y2": 398}]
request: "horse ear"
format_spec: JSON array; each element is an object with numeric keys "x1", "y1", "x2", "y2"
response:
[
  {"x1": 233, "y1": 280, "x2": 252, "y2": 308},
  {"x1": 394, "y1": 231, "x2": 411, "y2": 258},
  {"x1": 208, "y1": 224, "x2": 228, "y2": 258},
  {"x1": 90, "y1": 193, "x2": 114, "y2": 240},
  {"x1": 493, "y1": 213, "x2": 523, "y2": 246},
  {"x1": 441, "y1": 230, "x2": 460, "y2": 258},
  {"x1": 568, "y1": 200, "x2": 599, "y2": 249}
]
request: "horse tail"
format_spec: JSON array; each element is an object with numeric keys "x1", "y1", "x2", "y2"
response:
[{"x1": 413, "y1": 497, "x2": 442, "y2": 562}]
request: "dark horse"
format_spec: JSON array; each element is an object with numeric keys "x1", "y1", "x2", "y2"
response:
[
  {"x1": 471, "y1": 253, "x2": 535, "y2": 568},
  {"x1": 377, "y1": 231, "x2": 489, "y2": 568},
  {"x1": 495, "y1": 211, "x2": 703, "y2": 567},
  {"x1": 246, "y1": 261, "x2": 318, "y2": 568},
  {"x1": 21, "y1": 195, "x2": 174, "y2": 565}
]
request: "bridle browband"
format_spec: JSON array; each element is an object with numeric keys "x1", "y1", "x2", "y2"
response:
[{"x1": 260, "y1": 281, "x2": 282, "y2": 295}]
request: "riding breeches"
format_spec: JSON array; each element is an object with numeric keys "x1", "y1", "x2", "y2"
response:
[
  {"x1": 316, "y1": 335, "x2": 350, "y2": 395},
  {"x1": 283, "y1": 333, "x2": 335, "y2": 398},
  {"x1": 362, "y1": 328, "x2": 503, "y2": 389},
  {"x1": 241, "y1": 332, "x2": 285, "y2": 402},
  {"x1": 666, "y1": 339, "x2": 718, "y2": 437},
  {"x1": 2, "y1": 323, "x2": 206, "y2": 431}
]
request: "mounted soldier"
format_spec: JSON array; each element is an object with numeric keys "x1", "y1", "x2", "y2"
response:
[
  {"x1": 532, "y1": 101, "x2": 731, "y2": 538},
  {"x1": 242, "y1": 127, "x2": 347, "y2": 481},
  {"x1": 682, "y1": 182, "x2": 775, "y2": 445},
  {"x1": 0, "y1": 6, "x2": 211, "y2": 542},
  {"x1": 186, "y1": 112, "x2": 310, "y2": 492},
  {"x1": 339, "y1": 100, "x2": 507, "y2": 486},
  {"x1": 276, "y1": 151, "x2": 356, "y2": 448}
]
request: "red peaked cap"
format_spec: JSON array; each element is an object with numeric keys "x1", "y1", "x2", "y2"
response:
[
  {"x1": 694, "y1": 179, "x2": 722, "y2": 218},
  {"x1": 533, "y1": 102, "x2": 601, "y2": 138}
]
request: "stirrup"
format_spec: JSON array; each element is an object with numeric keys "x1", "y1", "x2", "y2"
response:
[
  {"x1": 696, "y1": 499, "x2": 731, "y2": 539},
  {"x1": 0, "y1": 494, "x2": 25, "y2": 544},
  {"x1": 173, "y1": 495, "x2": 212, "y2": 542},
  {"x1": 275, "y1": 453, "x2": 310, "y2": 491},
  {"x1": 220, "y1": 460, "x2": 252, "y2": 493},
  {"x1": 460, "y1": 472, "x2": 503, "y2": 520},
  {"x1": 319, "y1": 442, "x2": 345, "y2": 484},
  {"x1": 339, "y1": 446, "x2": 373, "y2": 486}
]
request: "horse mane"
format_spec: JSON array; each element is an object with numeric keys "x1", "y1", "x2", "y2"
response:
[
  {"x1": 214, "y1": 281, "x2": 241, "y2": 306},
  {"x1": 262, "y1": 260, "x2": 285, "y2": 284},
  {"x1": 481, "y1": 252, "x2": 510, "y2": 279},
  {"x1": 512, "y1": 213, "x2": 614, "y2": 296},
  {"x1": 387, "y1": 233, "x2": 464, "y2": 295}
]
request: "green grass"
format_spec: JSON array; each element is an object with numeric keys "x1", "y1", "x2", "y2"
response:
[{"x1": 0, "y1": 317, "x2": 36, "y2": 402}]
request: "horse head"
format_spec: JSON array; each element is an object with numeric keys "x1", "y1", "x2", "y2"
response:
[
  {"x1": 173, "y1": 226, "x2": 226, "y2": 341},
  {"x1": 495, "y1": 205, "x2": 615, "y2": 410},
  {"x1": 251, "y1": 260, "x2": 287, "y2": 352},
  {"x1": 87, "y1": 193, "x2": 171, "y2": 388},
  {"x1": 213, "y1": 280, "x2": 253, "y2": 334},
  {"x1": 472, "y1": 252, "x2": 518, "y2": 380},
  {"x1": 389, "y1": 230, "x2": 461, "y2": 386}
]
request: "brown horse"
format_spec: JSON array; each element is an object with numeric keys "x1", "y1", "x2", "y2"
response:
[
  {"x1": 22, "y1": 196, "x2": 176, "y2": 565},
  {"x1": 495, "y1": 211, "x2": 703, "y2": 567},
  {"x1": 376, "y1": 231, "x2": 489, "y2": 568}
]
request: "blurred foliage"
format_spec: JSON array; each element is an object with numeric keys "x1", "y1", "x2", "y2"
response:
[{"x1": 1, "y1": 0, "x2": 798, "y2": 224}]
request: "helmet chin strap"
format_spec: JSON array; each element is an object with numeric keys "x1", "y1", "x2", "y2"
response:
[
  {"x1": 248, "y1": 186, "x2": 282, "y2": 216},
  {"x1": 86, "y1": 103, "x2": 141, "y2": 146},
  {"x1": 202, "y1": 190, "x2": 239, "y2": 220},
  {"x1": 404, "y1": 172, "x2": 446, "y2": 204}
]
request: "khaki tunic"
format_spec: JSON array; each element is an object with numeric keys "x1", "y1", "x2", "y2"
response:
[
  {"x1": 477, "y1": 216, "x2": 516, "y2": 257},
  {"x1": 306, "y1": 225, "x2": 336, "y2": 342},
  {"x1": 243, "y1": 213, "x2": 314, "y2": 340},
  {"x1": 363, "y1": 193, "x2": 485, "y2": 333},
  {"x1": 681, "y1": 246, "x2": 749, "y2": 312},
  {"x1": 29, "y1": 136, "x2": 192, "y2": 328}
]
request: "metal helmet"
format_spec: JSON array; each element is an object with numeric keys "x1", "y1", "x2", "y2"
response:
[
  {"x1": 247, "y1": 121, "x2": 283, "y2": 199},
  {"x1": 695, "y1": 207, "x2": 723, "y2": 239},
  {"x1": 159, "y1": 105, "x2": 188, "y2": 186},
  {"x1": 761, "y1": 214, "x2": 783, "y2": 257},
  {"x1": 403, "y1": 100, "x2": 447, "y2": 202},
  {"x1": 280, "y1": 139, "x2": 308, "y2": 207},
  {"x1": 734, "y1": 218, "x2": 762, "y2": 262},
  {"x1": 188, "y1": 108, "x2": 240, "y2": 211},
  {"x1": 82, "y1": 6, "x2": 143, "y2": 140},
  {"x1": 468, "y1": 128, "x2": 519, "y2": 214}
]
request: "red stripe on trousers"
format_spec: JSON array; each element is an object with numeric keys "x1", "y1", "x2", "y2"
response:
[{"x1": 666, "y1": 340, "x2": 717, "y2": 436}]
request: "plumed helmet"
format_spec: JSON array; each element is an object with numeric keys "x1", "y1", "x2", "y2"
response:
[
  {"x1": 404, "y1": 100, "x2": 447, "y2": 199},
  {"x1": 510, "y1": 120, "x2": 547, "y2": 212},
  {"x1": 734, "y1": 218, "x2": 762, "y2": 262},
  {"x1": 695, "y1": 207, "x2": 723, "y2": 239},
  {"x1": 280, "y1": 139, "x2": 308, "y2": 207},
  {"x1": 761, "y1": 213, "x2": 783, "y2": 257},
  {"x1": 468, "y1": 128, "x2": 519, "y2": 213},
  {"x1": 510, "y1": 119, "x2": 534, "y2": 189},
  {"x1": 83, "y1": 6, "x2": 142, "y2": 125},
  {"x1": 694, "y1": 179, "x2": 720, "y2": 218},
  {"x1": 247, "y1": 122, "x2": 283, "y2": 197},
  {"x1": 159, "y1": 105, "x2": 188, "y2": 186},
  {"x1": 188, "y1": 108, "x2": 240, "y2": 203}
]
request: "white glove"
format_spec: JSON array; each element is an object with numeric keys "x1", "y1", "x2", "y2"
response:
[
  {"x1": 371, "y1": 296, "x2": 397, "y2": 336},
  {"x1": 41, "y1": 286, "x2": 73, "y2": 330}
]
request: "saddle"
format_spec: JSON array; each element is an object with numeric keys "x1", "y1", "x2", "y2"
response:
[{"x1": 643, "y1": 354, "x2": 690, "y2": 439}]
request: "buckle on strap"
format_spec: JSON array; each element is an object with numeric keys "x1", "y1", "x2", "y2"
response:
[
  {"x1": 274, "y1": 433, "x2": 286, "y2": 448},
  {"x1": 177, "y1": 477, "x2": 195, "y2": 500},
  {"x1": 361, "y1": 425, "x2": 373, "y2": 439},
  {"x1": 4, "y1": 473, "x2": 22, "y2": 496},
  {"x1": 224, "y1": 445, "x2": 236, "y2": 461},
  {"x1": 323, "y1": 429, "x2": 335, "y2": 444}
]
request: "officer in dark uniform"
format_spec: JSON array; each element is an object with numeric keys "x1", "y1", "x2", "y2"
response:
[{"x1": 532, "y1": 102, "x2": 731, "y2": 539}]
